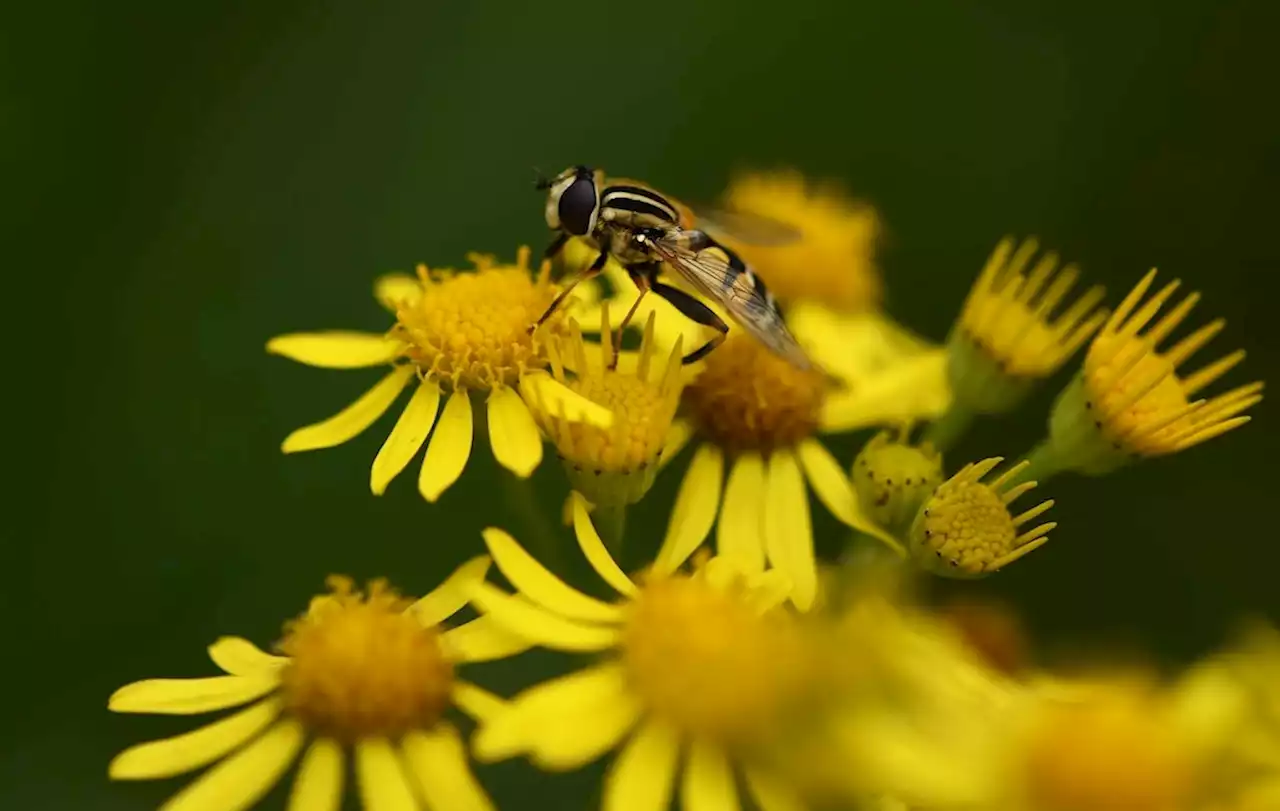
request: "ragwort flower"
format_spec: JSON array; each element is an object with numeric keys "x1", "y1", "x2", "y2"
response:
[
  {"x1": 927, "y1": 236, "x2": 1108, "y2": 449},
  {"x1": 907, "y1": 457, "x2": 1055, "y2": 578},
  {"x1": 1039, "y1": 268, "x2": 1262, "y2": 477},
  {"x1": 467, "y1": 494, "x2": 815, "y2": 811},
  {"x1": 519, "y1": 309, "x2": 684, "y2": 508},
  {"x1": 267, "y1": 247, "x2": 610, "y2": 502},
  {"x1": 659, "y1": 330, "x2": 948, "y2": 610},
  {"x1": 108, "y1": 560, "x2": 527, "y2": 811}
]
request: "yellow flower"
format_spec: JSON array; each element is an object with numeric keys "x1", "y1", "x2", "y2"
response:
[
  {"x1": 927, "y1": 236, "x2": 1108, "y2": 449},
  {"x1": 1015, "y1": 678, "x2": 1203, "y2": 811},
  {"x1": 717, "y1": 169, "x2": 882, "y2": 312},
  {"x1": 267, "y1": 247, "x2": 610, "y2": 502},
  {"x1": 466, "y1": 494, "x2": 814, "y2": 811},
  {"x1": 907, "y1": 457, "x2": 1054, "y2": 578},
  {"x1": 108, "y1": 560, "x2": 528, "y2": 811},
  {"x1": 659, "y1": 331, "x2": 949, "y2": 610},
  {"x1": 519, "y1": 309, "x2": 684, "y2": 507},
  {"x1": 1041, "y1": 268, "x2": 1263, "y2": 476},
  {"x1": 775, "y1": 582, "x2": 1026, "y2": 809}
]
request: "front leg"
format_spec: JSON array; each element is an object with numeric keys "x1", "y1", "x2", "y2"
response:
[
  {"x1": 543, "y1": 232, "x2": 569, "y2": 263},
  {"x1": 528, "y1": 248, "x2": 612, "y2": 333}
]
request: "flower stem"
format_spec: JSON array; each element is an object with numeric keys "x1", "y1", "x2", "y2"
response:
[
  {"x1": 922, "y1": 402, "x2": 978, "y2": 452},
  {"x1": 594, "y1": 504, "x2": 628, "y2": 553},
  {"x1": 1002, "y1": 440, "x2": 1065, "y2": 489}
]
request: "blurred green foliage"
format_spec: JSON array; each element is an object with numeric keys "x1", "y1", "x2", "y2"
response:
[{"x1": 5, "y1": 0, "x2": 1278, "y2": 808}]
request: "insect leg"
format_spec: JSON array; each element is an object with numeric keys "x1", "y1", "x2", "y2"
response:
[
  {"x1": 542, "y1": 232, "x2": 569, "y2": 262},
  {"x1": 528, "y1": 249, "x2": 610, "y2": 333},
  {"x1": 608, "y1": 265, "x2": 655, "y2": 369},
  {"x1": 649, "y1": 279, "x2": 729, "y2": 364}
]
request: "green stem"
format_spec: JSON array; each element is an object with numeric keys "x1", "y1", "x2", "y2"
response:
[
  {"x1": 1002, "y1": 440, "x2": 1065, "y2": 489},
  {"x1": 594, "y1": 504, "x2": 628, "y2": 553},
  {"x1": 922, "y1": 402, "x2": 978, "y2": 452},
  {"x1": 499, "y1": 473, "x2": 565, "y2": 574}
]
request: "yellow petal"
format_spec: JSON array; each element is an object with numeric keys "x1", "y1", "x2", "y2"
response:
[
  {"x1": 486, "y1": 388, "x2": 543, "y2": 477},
  {"x1": 796, "y1": 438, "x2": 905, "y2": 555},
  {"x1": 157, "y1": 720, "x2": 304, "y2": 811},
  {"x1": 440, "y1": 615, "x2": 533, "y2": 664},
  {"x1": 282, "y1": 366, "x2": 414, "y2": 453},
  {"x1": 657, "y1": 419, "x2": 695, "y2": 470},
  {"x1": 602, "y1": 718, "x2": 681, "y2": 811},
  {"x1": 530, "y1": 684, "x2": 641, "y2": 770},
  {"x1": 520, "y1": 371, "x2": 615, "y2": 428},
  {"x1": 468, "y1": 582, "x2": 620, "y2": 652},
  {"x1": 286, "y1": 738, "x2": 343, "y2": 811},
  {"x1": 109, "y1": 698, "x2": 282, "y2": 780},
  {"x1": 267, "y1": 331, "x2": 403, "y2": 369},
  {"x1": 450, "y1": 680, "x2": 509, "y2": 723},
  {"x1": 408, "y1": 555, "x2": 491, "y2": 627},
  {"x1": 418, "y1": 389, "x2": 474, "y2": 502},
  {"x1": 656, "y1": 443, "x2": 723, "y2": 573},
  {"x1": 473, "y1": 663, "x2": 629, "y2": 763},
  {"x1": 764, "y1": 450, "x2": 817, "y2": 611},
  {"x1": 375, "y1": 273, "x2": 423, "y2": 311},
  {"x1": 207, "y1": 637, "x2": 288, "y2": 677},
  {"x1": 789, "y1": 305, "x2": 934, "y2": 383},
  {"x1": 371, "y1": 378, "x2": 441, "y2": 495},
  {"x1": 716, "y1": 452, "x2": 766, "y2": 573},
  {"x1": 481, "y1": 527, "x2": 623, "y2": 622},
  {"x1": 681, "y1": 739, "x2": 739, "y2": 811},
  {"x1": 820, "y1": 350, "x2": 951, "y2": 433},
  {"x1": 572, "y1": 492, "x2": 637, "y2": 597},
  {"x1": 403, "y1": 724, "x2": 496, "y2": 811},
  {"x1": 109, "y1": 674, "x2": 279, "y2": 715},
  {"x1": 355, "y1": 738, "x2": 417, "y2": 811},
  {"x1": 743, "y1": 766, "x2": 808, "y2": 811}
]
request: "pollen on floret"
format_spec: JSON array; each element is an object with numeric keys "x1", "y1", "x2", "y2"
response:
[
  {"x1": 621, "y1": 558, "x2": 810, "y2": 744},
  {"x1": 276, "y1": 575, "x2": 453, "y2": 742},
  {"x1": 721, "y1": 170, "x2": 883, "y2": 312},
  {"x1": 524, "y1": 310, "x2": 684, "y2": 506},
  {"x1": 391, "y1": 247, "x2": 571, "y2": 390},
  {"x1": 1074, "y1": 269, "x2": 1262, "y2": 460},
  {"x1": 1020, "y1": 682, "x2": 1197, "y2": 811},
  {"x1": 683, "y1": 334, "x2": 827, "y2": 454},
  {"x1": 909, "y1": 458, "x2": 1054, "y2": 578}
]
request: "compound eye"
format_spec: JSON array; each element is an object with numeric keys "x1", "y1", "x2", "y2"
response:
[{"x1": 557, "y1": 176, "x2": 598, "y2": 236}]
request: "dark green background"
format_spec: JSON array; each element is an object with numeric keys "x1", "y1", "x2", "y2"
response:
[{"x1": 8, "y1": 1, "x2": 1278, "y2": 808}]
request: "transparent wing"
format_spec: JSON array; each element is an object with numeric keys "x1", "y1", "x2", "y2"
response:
[
  {"x1": 695, "y1": 207, "x2": 803, "y2": 247},
  {"x1": 647, "y1": 235, "x2": 815, "y2": 370}
]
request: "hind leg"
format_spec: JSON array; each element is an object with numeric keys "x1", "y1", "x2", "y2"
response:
[{"x1": 649, "y1": 280, "x2": 729, "y2": 364}]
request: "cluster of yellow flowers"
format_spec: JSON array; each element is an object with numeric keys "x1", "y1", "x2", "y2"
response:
[{"x1": 108, "y1": 171, "x2": 1272, "y2": 811}]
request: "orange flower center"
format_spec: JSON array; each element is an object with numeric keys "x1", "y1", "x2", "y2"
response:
[{"x1": 684, "y1": 335, "x2": 826, "y2": 454}]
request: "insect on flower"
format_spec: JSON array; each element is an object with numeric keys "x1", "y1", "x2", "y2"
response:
[{"x1": 532, "y1": 165, "x2": 816, "y2": 371}]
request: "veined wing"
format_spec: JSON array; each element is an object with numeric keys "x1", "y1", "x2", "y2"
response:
[
  {"x1": 646, "y1": 233, "x2": 815, "y2": 371},
  {"x1": 696, "y1": 206, "x2": 803, "y2": 247}
]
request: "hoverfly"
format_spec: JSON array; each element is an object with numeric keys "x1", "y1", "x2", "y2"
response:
[{"x1": 531, "y1": 165, "x2": 815, "y2": 371}]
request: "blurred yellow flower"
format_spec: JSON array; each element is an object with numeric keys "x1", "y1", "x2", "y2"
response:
[
  {"x1": 717, "y1": 169, "x2": 882, "y2": 312},
  {"x1": 267, "y1": 247, "x2": 610, "y2": 502},
  {"x1": 108, "y1": 560, "x2": 528, "y2": 811},
  {"x1": 466, "y1": 494, "x2": 814, "y2": 811},
  {"x1": 520, "y1": 309, "x2": 684, "y2": 507},
  {"x1": 1042, "y1": 268, "x2": 1262, "y2": 476}
]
